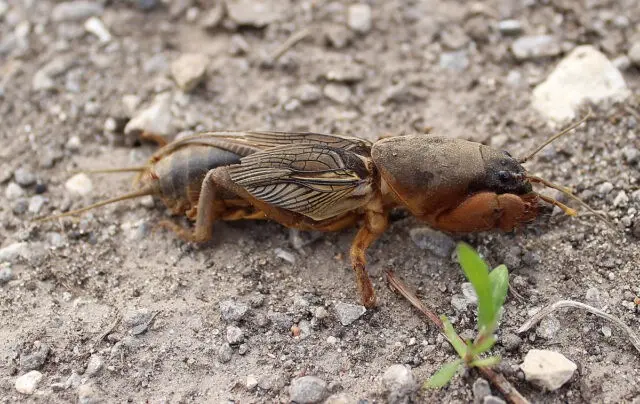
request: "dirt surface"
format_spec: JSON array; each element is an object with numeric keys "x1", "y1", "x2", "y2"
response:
[{"x1": 1, "y1": 0, "x2": 640, "y2": 403}]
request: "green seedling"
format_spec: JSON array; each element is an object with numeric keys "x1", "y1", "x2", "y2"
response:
[{"x1": 426, "y1": 242, "x2": 509, "y2": 388}]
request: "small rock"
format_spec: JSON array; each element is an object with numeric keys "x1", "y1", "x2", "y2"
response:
[
  {"x1": 226, "y1": 325, "x2": 244, "y2": 344},
  {"x1": 323, "y1": 83, "x2": 351, "y2": 104},
  {"x1": 218, "y1": 343, "x2": 233, "y2": 363},
  {"x1": 229, "y1": 34, "x2": 250, "y2": 56},
  {"x1": 0, "y1": 1, "x2": 7, "y2": 18},
  {"x1": 520, "y1": 349, "x2": 577, "y2": 391},
  {"x1": 85, "y1": 354, "x2": 103, "y2": 377},
  {"x1": 497, "y1": 20, "x2": 522, "y2": 36},
  {"x1": 326, "y1": 336, "x2": 338, "y2": 345},
  {"x1": 324, "y1": 24, "x2": 353, "y2": 49},
  {"x1": 274, "y1": 248, "x2": 296, "y2": 264},
  {"x1": 84, "y1": 17, "x2": 112, "y2": 43},
  {"x1": 5, "y1": 182, "x2": 25, "y2": 199},
  {"x1": 28, "y1": 195, "x2": 46, "y2": 214},
  {"x1": 13, "y1": 199, "x2": 28, "y2": 215},
  {"x1": 20, "y1": 343, "x2": 49, "y2": 371},
  {"x1": 296, "y1": 84, "x2": 322, "y2": 104},
  {"x1": 334, "y1": 302, "x2": 365, "y2": 326},
  {"x1": 537, "y1": 316, "x2": 561, "y2": 339},
  {"x1": 52, "y1": 1, "x2": 104, "y2": 22},
  {"x1": 501, "y1": 333, "x2": 522, "y2": 351},
  {"x1": 439, "y1": 50, "x2": 469, "y2": 71},
  {"x1": 289, "y1": 376, "x2": 329, "y2": 404},
  {"x1": 598, "y1": 182, "x2": 614, "y2": 195},
  {"x1": 123, "y1": 307, "x2": 152, "y2": 328},
  {"x1": 15, "y1": 370, "x2": 43, "y2": 395},
  {"x1": 623, "y1": 146, "x2": 639, "y2": 164},
  {"x1": 0, "y1": 242, "x2": 28, "y2": 263},
  {"x1": 14, "y1": 167, "x2": 36, "y2": 187},
  {"x1": 77, "y1": 383, "x2": 101, "y2": 404},
  {"x1": 200, "y1": 2, "x2": 225, "y2": 29},
  {"x1": 0, "y1": 265, "x2": 14, "y2": 284},
  {"x1": 612, "y1": 55, "x2": 631, "y2": 71},
  {"x1": 484, "y1": 396, "x2": 506, "y2": 404},
  {"x1": 124, "y1": 92, "x2": 173, "y2": 138},
  {"x1": 325, "y1": 64, "x2": 365, "y2": 83},
  {"x1": 135, "y1": 0, "x2": 159, "y2": 11},
  {"x1": 382, "y1": 364, "x2": 417, "y2": 402},
  {"x1": 66, "y1": 136, "x2": 82, "y2": 151},
  {"x1": 511, "y1": 35, "x2": 562, "y2": 60},
  {"x1": 628, "y1": 43, "x2": 640, "y2": 66},
  {"x1": 268, "y1": 311, "x2": 293, "y2": 331},
  {"x1": 632, "y1": 220, "x2": 640, "y2": 238},
  {"x1": 451, "y1": 294, "x2": 469, "y2": 311},
  {"x1": 171, "y1": 53, "x2": 209, "y2": 92},
  {"x1": 532, "y1": 45, "x2": 630, "y2": 124},
  {"x1": 473, "y1": 378, "x2": 491, "y2": 403},
  {"x1": 246, "y1": 374, "x2": 258, "y2": 390},
  {"x1": 226, "y1": 0, "x2": 285, "y2": 27},
  {"x1": 461, "y1": 282, "x2": 478, "y2": 305},
  {"x1": 601, "y1": 325, "x2": 612, "y2": 338},
  {"x1": 32, "y1": 57, "x2": 74, "y2": 91},
  {"x1": 347, "y1": 4, "x2": 372, "y2": 34},
  {"x1": 409, "y1": 227, "x2": 456, "y2": 258},
  {"x1": 613, "y1": 191, "x2": 628, "y2": 207},
  {"x1": 65, "y1": 173, "x2": 93, "y2": 196},
  {"x1": 219, "y1": 300, "x2": 249, "y2": 322},
  {"x1": 325, "y1": 393, "x2": 354, "y2": 404}
]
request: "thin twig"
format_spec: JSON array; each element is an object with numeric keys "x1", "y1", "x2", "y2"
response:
[
  {"x1": 386, "y1": 270, "x2": 530, "y2": 404},
  {"x1": 92, "y1": 312, "x2": 121, "y2": 348},
  {"x1": 517, "y1": 299, "x2": 640, "y2": 355},
  {"x1": 269, "y1": 28, "x2": 312, "y2": 62}
]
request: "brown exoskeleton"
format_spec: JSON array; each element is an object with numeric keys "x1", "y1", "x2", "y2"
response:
[{"x1": 38, "y1": 114, "x2": 611, "y2": 308}]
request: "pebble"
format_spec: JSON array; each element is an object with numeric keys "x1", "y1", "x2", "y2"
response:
[
  {"x1": 473, "y1": 378, "x2": 491, "y2": 403},
  {"x1": 52, "y1": 1, "x2": 104, "y2": 22},
  {"x1": 20, "y1": 343, "x2": 49, "y2": 371},
  {"x1": 200, "y1": 2, "x2": 225, "y2": 29},
  {"x1": 324, "y1": 25, "x2": 353, "y2": 49},
  {"x1": 334, "y1": 302, "x2": 366, "y2": 326},
  {"x1": 77, "y1": 383, "x2": 101, "y2": 404},
  {"x1": 85, "y1": 354, "x2": 103, "y2": 377},
  {"x1": 226, "y1": 325, "x2": 244, "y2": 344},
  {"x1": 347, "y1": 4, "x2": 372, "y2": 34},
  {"x1": 520, "y1": 349, "x2": 577, "y2": 391},
  {"x1": 171, "y1": 53, "x2": 209, "y2": 92},
  {"x1": 536, "y1": 316, "x2": 560, "y2": 339},
  {"x1": 325, "y1": 393, "x2": 354, "y2": 404},
  {"x1": 123, "y1": 307, "x2": 152, "y2": 328},
  {"x1": 382, "y1": 364, "x2": 417, "y2": 401},
  {"x1": 5, "y1": 182, "x2": 25, "y2": 199},
  {"x1": 13, "y1": 199, "x2": 28, "y2": 215},
  {"x1": 632, "y1": 220, "x2": 640, "y2": 239},
  {"x1": 15, "y1": 370, "x2": 43, "y2": 395},
  {"x1": 289, "y1": 376, "x2": 329, "y2": 404},
  {"x1": 451, "y1": 294, "x2": 469, "y2": 311},
  {"x1": 484, "y1": 396, "x2": 506, "y2": 404},
  {"x1": 28, "y1": 195, "x2": 46, "y2": 214},
  {"x1": 497, "y1": 19, "x2": 522, "y2": 36},
  {"x1": 124, "y1": 92, "x2": 173, "y2": 138},
  {"x1": 461, "y1": 282, "x2": 478, "y2": 305},
  {"x1": 218, "y1": 343, "x2": 233, "y2": 363},
  {"x1": 65, "y1": 173, "x2": 93, "y2": 196},
  {"x1": 66, "y1": 136, "x2": 82, "y2": 151},
  {"x1": 532, "y1": 45, "x2": 630, "y2": 124},
  {"x1": 601, "y1": 325, "x2": 612, "y2": 338},
  {"x1": 439, "y1": 50, "x2": 469, "y2": 72},
  {"x1": 501, "y1": 333, "x2": 522, "y2": 351},
  {"x1": 325, "y1": 64, "x2": 365, "y2": 83},
  {"x1": 226, "y1": 0, "x2": 285, "y2": 27},
  {"x1": 0, "y1": 242, "x2": 28, "y2": 263},
  {"x1": 323, "y1": 83, "x2": 351, "y2": 104},
  {"x1": 219, "y1": 299, "x2": 249, "y2": 322},
  {"x1": 326, "y1": 336, "x2": 338, "y2": 345},
  {"x1": 612, "y1": 55, "x2": 631, "y2": 71},
  {"x1": 84, "y1": 17, "x2": 112, "y2": 43},
  {"x1": 246, "y1": 374, "x2": 258, "y2": 390},
  {"x1": 0, "y1": 264, "x2": 14, "y2": 284},
  {"x1": 409, "y1": 227, "x2": 456, "y2": 258},
  {"x1": 32, "y1": 57, "x2": 74, "y2": 91},
  {"x1": 14, "y1": 167, "x2": 36, "y2": 187},
  {"x1": 597, "y1": 182, "x2": 614, "y2": 195},
  {"x1": 274, "y1": 248, "x2": 296, "y2": 264},
  {"x1": 296, "y1": 84, "x2": 322, "y2": 104},
  {"x1": 628, "y1": 43, "x2": 640, "y2": 66},
  {"x1": 512, "y1": 35, "x2": 562, "y2": 61},
  {"x1": 0, "y1": 1, "x2": 7, "y2": 18},
  {"x1": 613, "y1": 191, "x2": 628, "y2": 207}
]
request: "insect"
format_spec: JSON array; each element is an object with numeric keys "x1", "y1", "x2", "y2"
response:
[{"x1": 37, "y1": 113, "x2": 611, "y2": 308}]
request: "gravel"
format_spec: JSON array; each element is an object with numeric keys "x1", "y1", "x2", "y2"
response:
[
  {"x1": 65, "y1": 173, "x2": 93, "y2": 196},
  {"x1": 520, "y1": 349, "x2": 577, "y2": 391},
  {"x1": 85, "y1": 354, "x2": 104, "y2": 377},
  {"x1": 226, "y1": 325, "x2": 244, "y2": 344},
  {"x1": 289, "y1": 376, "x2": 329, "y2": 404},
  {"x1": 19, "y1": 343, "x2": 50, "y2": 371},
  {"x1": 334, "y1": 302, "x2": 366, "y2": 326},
  {"x1": 347, "y1": 4, "x2": 372, "y2": 34},
  {"x1": 124, "y1": 92, "x2": 174, "y2": 139},
  {"x1": 15, "y1": 370, "x2": 43, "y2": 395},
  {"x1": 171, "y1": 53, "x2": 209, "y2": 92},
  {"x1": 381, "y1": 364, "x2": 417, "y2": 403},
  {"x1": 218, "y1": 343, "x2": 233, "y2": 363},
  {"x1": 219, "y1": 300, "x2": 249, "y2": 322}
]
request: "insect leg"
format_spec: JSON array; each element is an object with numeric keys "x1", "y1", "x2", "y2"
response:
[{"x1": 349, "y1": 207, "x2": 388, "y2": 309}]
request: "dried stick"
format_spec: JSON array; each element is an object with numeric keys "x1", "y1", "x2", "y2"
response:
[
  {"x1": 386, "y1": 270, "x2": 530, "y2": 404},
  {"x1": 268, "y1": 28, "x2": 312, "y2": 62},
  {"x1": 517, "y1": 299, "x2": 640, "y2": 355}
]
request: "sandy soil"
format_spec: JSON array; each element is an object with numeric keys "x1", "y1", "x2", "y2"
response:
[{"x1": 1, "y1": 0, "x2": 639, "y2": 403}]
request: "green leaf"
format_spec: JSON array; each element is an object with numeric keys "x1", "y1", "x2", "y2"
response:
[
  {"x1": 471, "y1": 335, "x2": 496, "y2": 355},
  {"x1": 442, "y1": 316, "x2": 466, "y2": 358},
  {"x1": 456, "y1": 242, "x2": 493, "y2": 329},
  {"x1": 469, "y1": 355, "x2": 501, "y2": 368},
  {"x1": 424, "y1": 359, "x2": 463, "y2": 388},
  {"x1": 489, "y1": 264, "x2": 509, "y2": 315}
]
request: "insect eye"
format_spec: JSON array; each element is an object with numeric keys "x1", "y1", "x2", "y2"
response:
[{"x1": 497, "y1": 171, "x2": 511, "y2": 182}]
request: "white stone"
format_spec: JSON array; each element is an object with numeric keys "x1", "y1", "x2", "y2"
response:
[
  {"x1": 382, "y1": 364, "x2": 417, "y2": 393},
  {"x1": 532, "y1": 45, "x2": 630, "y2": 125},
  {"x1": 226, "y1": 0, "x2": 286, "y2": 27},
  {"x1": 65, "y1": 173, "x2": 93, "y2": 196},
  {"x1": 124, "y1": 92, "x2": 173, "y2": 138},
  {"x1": 246, "y1": 374, "x2": 258, "y2": 390},
  {"x1": 348, "y1": 4, "x2": 372, "y2": 34},
  {"x1": 5, "y1": 182, "x2": 25, "y2": 199},
  {"x1": 84, "y1": 16, "x2": 112, "y2": 43},
  {"x1": 323, "y1": 83, "x2": 351, "y2": 104},
  {"x1": 171, "y1": 53, "x2": 209, "y2": 92},
  {"x1": 334, "y1": 302, "x2": 365, "y2": 326},
  {"x1": 0, "y1": 242, "x2": 29, "y2": 263},
  {"x1": 628, "y1": 43, "x2": 640, "y2": 66},
  {"x1": 520, "y1": 349, "x2": 577, "y2": 391},
  {"x1": 15, "y1": 370, "x2": 43, "y2": 395}
]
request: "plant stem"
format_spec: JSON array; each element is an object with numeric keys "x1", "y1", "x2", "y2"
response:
[{"x1": 386, "y1": 270, "x2": 530, "y2": 404}]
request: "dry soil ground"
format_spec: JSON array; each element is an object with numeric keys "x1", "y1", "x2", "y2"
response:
[{"x1": 1, "y1": 0, "x2": 640, "y2": 403}]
